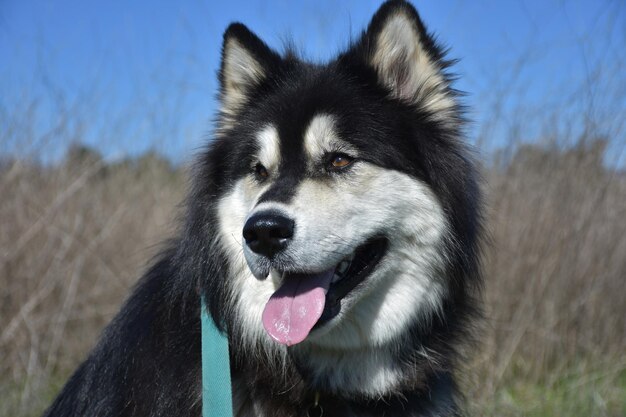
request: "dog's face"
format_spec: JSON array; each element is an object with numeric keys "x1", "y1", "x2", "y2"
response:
[
  {"x1": 219, "y1": 110, "x2": 447, "y2": 347},
  {"x1": 205, "y1": 2, "x2": 474, "y2": 396}
]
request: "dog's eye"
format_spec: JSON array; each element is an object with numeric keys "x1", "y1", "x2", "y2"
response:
[
  {"x1": 254, "y1": 163, "x2": 269, "y2": 180},
  {"x1": 328, "y1": 153, "x2": 354, "y2": 170}
]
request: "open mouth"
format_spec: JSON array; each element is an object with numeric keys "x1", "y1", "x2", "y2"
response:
[
  {"x1": 320, "y1": 237, "x2": 388, "y2": 324},
  {"x1": 261, "y1": 237, "x2": 388, "y2": 346}
]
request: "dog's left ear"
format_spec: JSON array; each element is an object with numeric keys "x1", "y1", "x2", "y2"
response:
[{"x1": 347, "y1": 1, "x2": 455, "y2": 115}]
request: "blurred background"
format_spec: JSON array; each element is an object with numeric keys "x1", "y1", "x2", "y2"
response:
[{"x1": 1, "y1": 1, "x2": 624, "y2": 416}]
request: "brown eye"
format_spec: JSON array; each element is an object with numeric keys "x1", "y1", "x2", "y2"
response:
[
  {"x1": 329, "y1": 153, "x2": 354, "y2": 170},
  {"x1": 254, "y1": 163, "x2": 269, "y2": 180}
]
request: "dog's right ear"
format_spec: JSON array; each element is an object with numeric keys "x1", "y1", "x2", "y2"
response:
[{"x1": 219, "y1": 23, "x2": 280, "y2": 117}]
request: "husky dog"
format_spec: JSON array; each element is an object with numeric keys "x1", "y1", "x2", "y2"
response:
[{"x1": 43, "y1": 1, "x2": 483, "y2": 416}]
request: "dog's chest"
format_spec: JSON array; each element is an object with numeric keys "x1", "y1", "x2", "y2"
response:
[{"x1": 232, "y1": 378, "x2": 361, "y2": 417}]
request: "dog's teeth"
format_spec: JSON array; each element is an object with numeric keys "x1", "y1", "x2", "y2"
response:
[
  {"x1": 332, "y1": 260, "x2": 351, "y2": 284},
  {"x1": 337, "y1": 260, "x2": 350, "y2": 275}
]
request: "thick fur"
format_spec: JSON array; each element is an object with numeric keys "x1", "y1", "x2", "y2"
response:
[{"x1": 43, "y1": 1, "x2": 483, "y2": 416}]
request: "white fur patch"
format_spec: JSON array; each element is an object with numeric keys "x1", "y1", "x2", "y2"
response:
[
  {"x1": 303, "y1": 114, "x2": 357, "y2": 161},
  {"x1": 218, "y1": 155, "x2": 448, "y2": 396},
  {"x1": 221, "y1": 38, "x2": 266, "y2": 119},
  {"x1": 371, "y1": 13, "x2": 455, "y2": 119},
  {"x1": 256, "y1": 125, "x2": 281, "y2": 172},
  {"x1": 216, "y1": 179, "x2": 287, "y2": 363},
  {"x1": 287, "y1": 166, "x2": 447, "y2": 395}
]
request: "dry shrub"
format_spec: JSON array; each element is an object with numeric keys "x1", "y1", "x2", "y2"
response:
[
  {"x1": 487, "y1": 140, "x2": 625, "y2": 366},
  {"x1": 467, "y1": 139, "x2": 626, "y2": 415},
  {"x1": 1, "y1": 139, "x2": 625, "y2": 416},
  {"x1": 0, "y1": 147, "x2": 185, "y2": 414}
]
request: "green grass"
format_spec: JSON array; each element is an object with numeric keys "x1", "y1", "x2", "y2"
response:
[
  {"x1": 470, "y1": 364, "x2": 626, "y2": 417},
  {"x1": 0, "y1": 372, "x2": 69, "y2": 417}
]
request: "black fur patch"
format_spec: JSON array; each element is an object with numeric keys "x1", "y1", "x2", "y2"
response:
[{"x1": 43, "y1": 2, "x2": 482, "y2": 416}]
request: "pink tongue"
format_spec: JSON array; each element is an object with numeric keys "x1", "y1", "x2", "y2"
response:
[{"x1": 262, "y1": 270, "x2": 334, "y2": 346}]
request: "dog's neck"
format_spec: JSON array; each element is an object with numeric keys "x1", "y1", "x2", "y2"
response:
[{"x1": 227, "y1": 296, "x2": 470, "y2": 417}]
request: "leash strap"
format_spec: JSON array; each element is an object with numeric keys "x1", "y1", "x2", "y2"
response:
[{"x1": 201, "y1": 298, "x2": 234, "y2": 417}]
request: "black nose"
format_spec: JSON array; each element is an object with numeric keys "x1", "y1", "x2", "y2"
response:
[{"x1": 243, "y1": 212, "x2": 295, "y2": 258}]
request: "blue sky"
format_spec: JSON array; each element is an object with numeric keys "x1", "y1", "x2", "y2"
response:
[{"x1": 1, "y1": 0, "x2": 624, "y2": 164}]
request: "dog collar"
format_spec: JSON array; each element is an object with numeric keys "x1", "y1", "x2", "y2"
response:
[{"x1": 201, "y1": 298, "x2": 234, "y2": 417}]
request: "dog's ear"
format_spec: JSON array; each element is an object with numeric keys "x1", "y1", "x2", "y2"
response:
[
  {"x1": 219, "y1": 23, "x2": 280, "y2": 117},
  {"x1": 349, "y1": 1, "x2": 455, "y2": 115}
]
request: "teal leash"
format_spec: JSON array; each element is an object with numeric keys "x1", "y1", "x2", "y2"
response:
[{"x1": 201, "y1": 298, "x2": 234, "y2": 417}]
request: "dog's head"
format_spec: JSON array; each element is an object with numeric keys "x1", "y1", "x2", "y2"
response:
[{"x1": 195, "y1": 0, "x2": 482, "y2": 396}]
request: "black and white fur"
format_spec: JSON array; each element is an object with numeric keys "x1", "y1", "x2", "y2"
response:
[{"x1": 43, "y1": 1, "x2": 483, "y2": 416}]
